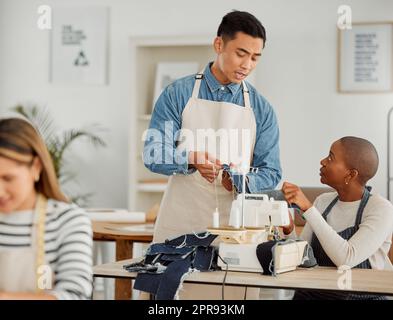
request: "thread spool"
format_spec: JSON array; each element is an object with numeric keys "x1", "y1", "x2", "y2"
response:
[{"x1": 213, "y1": 208, "x2": 219, "y2": 228}]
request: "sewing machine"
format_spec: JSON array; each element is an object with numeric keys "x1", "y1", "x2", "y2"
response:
[{"x1": 208, "y1": 193, "x2": 291, "y2": 273}]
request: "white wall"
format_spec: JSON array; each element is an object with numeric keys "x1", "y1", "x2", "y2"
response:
[
  {"x1": 0, "y1": 0, "x2": 392, "y2": 208},
  {"x1": 256, "y1": 0, "x2": 393, "y2": 196},
  {"x1": 0, "y1": 0, "x2": 5, "y2": 106}
]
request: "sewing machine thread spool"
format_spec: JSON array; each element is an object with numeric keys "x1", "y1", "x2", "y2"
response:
[{"x1": 213, "y1": 208, "x2": 219, "y2": 228}]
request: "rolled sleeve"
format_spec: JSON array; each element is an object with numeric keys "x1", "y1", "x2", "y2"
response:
[{"x1": 143, "y1": 86, "x2": 195, "y2": 176}]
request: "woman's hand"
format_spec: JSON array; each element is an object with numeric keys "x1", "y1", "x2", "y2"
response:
[{"x1": 282, "y1": 182, "x2": 313, "y2": 212}]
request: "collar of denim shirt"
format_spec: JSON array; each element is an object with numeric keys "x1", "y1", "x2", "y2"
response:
[{"x1": 203, "y1": 62, "x2": 242, "y2": 96}]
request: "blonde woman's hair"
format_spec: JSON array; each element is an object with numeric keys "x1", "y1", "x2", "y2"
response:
[{"x1": 0, "y1": 118, "x2": 68, "y2": 202}]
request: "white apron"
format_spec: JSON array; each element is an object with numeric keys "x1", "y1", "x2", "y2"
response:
[
  {"x1": 154, "y1": 71, "x2": 257, "y2": 243},
  {"x1": 0, "y1": 194, "x2": 47, "y2": 292}
]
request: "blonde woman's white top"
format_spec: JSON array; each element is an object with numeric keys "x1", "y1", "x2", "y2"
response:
[{"x1": 0, "y1": 199, "x2": 93, "y2": 299}]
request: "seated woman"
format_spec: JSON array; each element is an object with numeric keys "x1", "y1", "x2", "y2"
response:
[
  {"x1": 0, "y1": 118, "x2": 93, "y2": 299},
  {"x1": 281, "y1": 136, "x2": 393, "y2": 300}
]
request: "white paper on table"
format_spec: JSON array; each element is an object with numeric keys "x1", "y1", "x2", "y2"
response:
[
  {"x1": 85, "y1": 209, "x2": 146, "y2": 222},
  {"x1": 105, "y1": 224, "x2": 155, "y2": 233}
]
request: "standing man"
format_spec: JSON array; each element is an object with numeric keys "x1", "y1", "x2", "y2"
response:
[{"x1": 144, "y1": 10, "x2": 281, "y2": 243}]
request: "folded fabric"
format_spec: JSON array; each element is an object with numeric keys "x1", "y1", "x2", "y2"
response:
[{"x1": 127, "y1": 232, "x2": 218, "y2": 300}]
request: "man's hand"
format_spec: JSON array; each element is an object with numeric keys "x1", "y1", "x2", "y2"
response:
[
  {"x1": 281, "y1": 210, "x2": 295, "y2": 235},
  {"x1": 221, "y1": 170, "x2": 233, "y2": 192},
  {"x1": 281, "y1": 182, "x2": 313, "y2": 212},
  {"x1": 188, "y1": 151, "x2": 222, "y2": 183}
]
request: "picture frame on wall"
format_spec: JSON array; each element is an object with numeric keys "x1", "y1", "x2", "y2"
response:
[
  {"x1": 152, "y1": 62, "x2": 199, "y2": 110},
  {"x1": 338, "y1": 22, "x2": 393, "y2": 93},
  {"x1": 50, "y1": 6, "x2": 109, "y2": 85}
]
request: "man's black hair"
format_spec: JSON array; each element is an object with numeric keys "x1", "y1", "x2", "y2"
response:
[{"x1": 217, "y1": 10, "x2": 266, "y2": 47}]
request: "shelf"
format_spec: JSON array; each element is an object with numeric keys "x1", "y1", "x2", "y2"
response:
[
  {"x1": 137, "y1": 181, "x2": 168, "y2": 192},
  {"x1": 131, "y1": 35, "x2": 213, "y2": 47},
  {"x1": 129, "y1": 35, "x2": 215, "y2": 210}
]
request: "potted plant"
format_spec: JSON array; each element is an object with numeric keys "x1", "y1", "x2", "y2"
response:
[{"x1": 11, "y1": 104, "x2": 107, "y2": 205}]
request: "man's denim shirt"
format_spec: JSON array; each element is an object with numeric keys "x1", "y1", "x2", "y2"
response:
[{"x1": 143, "y1": 63, "x2": 282, "y2": 192}]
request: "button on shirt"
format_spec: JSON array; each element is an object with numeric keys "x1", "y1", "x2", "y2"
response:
[{"x1": 143, "y1": 63, "x2": 282, "y2": 192}]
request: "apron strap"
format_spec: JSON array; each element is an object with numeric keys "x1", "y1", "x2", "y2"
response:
[
  {"x1": 191, "y1": 71, "x2": 204, "y2": 99},
  {"x1": 241, "y1": 81, "x2": 251, "y2": 109},
  {"x1": 33, "y1": 193, "x2": 47, "y2": 292},
  {"x1": 354, "y1": 187, "x2": 371, "y2": 229},
  {"x1": 321, "y1": 187, "x2": 371, "y2": 227},
  {"x1": 321, "y1": 196, "x2": 339, "y2": 220}
]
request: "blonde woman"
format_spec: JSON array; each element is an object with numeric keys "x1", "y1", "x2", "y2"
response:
[{"x1": 0, "y1": 118, "x2": 93, "y2": 300}]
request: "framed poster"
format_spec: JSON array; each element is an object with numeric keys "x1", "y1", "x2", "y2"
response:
[
  {"x1": 153, "y1": 62, "x2": 199, "y2": 109},
  {"x1": 338, "y1": 22, "x2": 393, "y2": 93},
  {"x1": 50, "y1": 6, "x2": 109, "y2": 85}
]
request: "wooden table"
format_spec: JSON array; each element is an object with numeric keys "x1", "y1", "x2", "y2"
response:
[
  {"x1": 94, "y1": 258, "x2": 393, "y2": 298},
  {"x1": 92, "y1": 222, "x2": 154, "y2": 300}
]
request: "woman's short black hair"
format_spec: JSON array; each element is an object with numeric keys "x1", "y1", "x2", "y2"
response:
[{"x1": 217, "y1": 10, "x2": 266, "y2": 47}]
